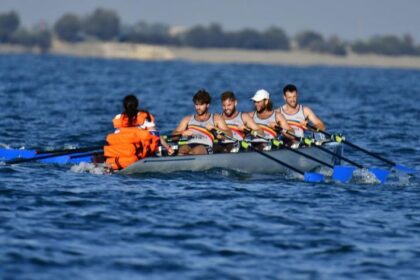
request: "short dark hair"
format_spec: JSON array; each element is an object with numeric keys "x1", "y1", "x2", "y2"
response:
[
  {"x1": 283, "y1": 84, "x2": 298, "y2": 95},
  {"x1": 220, "y1": 91, "x2": 236, "y2": 102},
  {"x1": 193, "y1": 89, "x2": 211, "y2": 104}
]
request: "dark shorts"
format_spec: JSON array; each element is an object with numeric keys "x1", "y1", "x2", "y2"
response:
[
  {"x1": 182, "y1": 143, "x2": 213, "y2": 154},
  {"x1": 213, "y1": 143, "x2": 236, "y2": 153}
]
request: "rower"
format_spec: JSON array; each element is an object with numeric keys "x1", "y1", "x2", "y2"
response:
[
  {"x1": 214, "y1": 91, "x2": 263, "y2": 153},
  {"x1": 173, "y1": 89, "x2": 232, "y2": 155},
  {"x1": 279, "y1": 84, "x2": 325, "y2": 138},
  {"x1": 248, "y1": 89, "x2": 292, "y2": 150}
]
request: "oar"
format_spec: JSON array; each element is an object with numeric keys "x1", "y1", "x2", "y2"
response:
[
  {"x1": 272, "y1": 139, "x2": 355, "y2": 183},
  {"x1": 35, "y1": 145, "x2": 104, "y2": 155},
  {"x1": 214, "y1": 130, "x2": 325, "y2": 183},
  {"x1": 308, "y1": 124, "x2": 415, "y2": 174},
  {"x1": 246, "y1": 129, "x2": 355, "y2": 183},
  {"x1": 5, "y1": 148, "x2": 104, "y2": 165},
  {"x1": 286, "y1": 131, "x2": 389, "y2": 183}
]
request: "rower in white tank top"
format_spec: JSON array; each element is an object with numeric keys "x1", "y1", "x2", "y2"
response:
[
  {"x1": 252, "y1": 111, "x2": 278, "y2": 140},
  {"x1": 224, "y1": 112, "x2": 246, "y2": 141},
  {"x1": 280, "y1": 104, "x2": 306, "y2": 137},
  {"x1": 186, "y1": 113, "x2": 215, "y2": 147}
]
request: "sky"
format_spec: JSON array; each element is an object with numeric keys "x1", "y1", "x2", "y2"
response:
[{"x1": 1, "y1": 0, "x2": 419, "y2": 42}]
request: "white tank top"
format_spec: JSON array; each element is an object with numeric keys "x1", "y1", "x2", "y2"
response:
[
  {"x1": 187, "y1": 114, "x2": 215, "y2": 147},
  {"x1": 252, "y1": 111, "x2": 277, "y2": 139},
  {"x1": 224, "y1": 112, "x2": 245, "y2": 141},
  {"x1": 280, "y1": 104, "x2": 306, "y2": 137}
]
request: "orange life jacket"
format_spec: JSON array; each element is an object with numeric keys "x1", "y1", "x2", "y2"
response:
[
  {"x1": 104, "y1": 127, "x2": 159, "y2": 170},
  {"x1": 112, "y1": 111, "x2": 155, "y2": 129}
]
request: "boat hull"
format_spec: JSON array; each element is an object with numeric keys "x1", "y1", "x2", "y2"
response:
[{"x1": 119, "y1": 143, "x2": 343, "y2": 175}]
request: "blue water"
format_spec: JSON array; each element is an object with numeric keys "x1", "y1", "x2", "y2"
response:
[{"x1": 0, "y1": 54, "x2": 419, "y2": 279}]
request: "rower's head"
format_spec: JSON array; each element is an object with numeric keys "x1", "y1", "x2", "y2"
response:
[
  {"x1": 123, "y1": 95, "x2": 139, "y2": 125},
  {"x1": 193, "y1": 89, "x2": 211, "y2": 116},
  {"x1": 221, "y1": 91, "x2": 238, "y2": 117},
  {"x1": 251, "y1": 89, "x2": 272, "y2": 113},
  {"x1": 283, "y1": 84, "x2": 298, "y2": 109}
]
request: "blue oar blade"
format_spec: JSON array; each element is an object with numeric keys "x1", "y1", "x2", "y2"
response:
[
  {"x1": 0, "y1": 148, "x2": 37, "y2": 160},
  {"x1": 394, "y1": 164, "x2": 416, "y2": 174},
  {"x1": 332, "y1": 166, "x2": 356, "y2": 183},
  {"x1": 69, "y1": 156, "x2": 94, "y2": 164},
  {"x1": 304, "y1": 172, "x2": 324, "y2": 183},
  {"x1": 40, "y1": 155, "x2": 70, "y2": 164},
  {"x1": 368, "y1": 168, "x2": 389, "y2": 184}
]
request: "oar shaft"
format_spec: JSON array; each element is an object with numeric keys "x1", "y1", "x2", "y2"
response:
[
  {"x1": 214, "y1": 129, "x2": 305, "y2": 175},
  {"x1": 307, "y1": 123, "x2": 397, "y2": 166},
  {"x1": 313, "y1": 145, "x2": 364, "y2": 169},
  {"x1": 248, "y1": 145, "x2": 304, "y2": 175},
  {"x1": 36, "y1": 145, "x2": 104, "y2": 155},
  {"x1": 285, "y1": 146, "x2": 334, "y2": 168},
  {"x1": 285, "y1": 130, "x2": 365, "y2": 169},
  {"x1": 342, "y1": 140, "x2": 396, "y2": 166}
]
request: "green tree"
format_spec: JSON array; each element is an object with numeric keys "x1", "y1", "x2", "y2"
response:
[
  {"x1": 54, "y1": 13, "x2": 81, "y2": 42},
  {"x1": 295, "y1": 30, "x2": 324, "y2": 49},
  {"x1": 0, "y1": 11, "x2": 20, "y2": 42},
  {"x1": 262, "y1": 27, "x2": 290, "y2": 50},
  {"x1": 351, "y1": 35, "x2": 419, "y2": 56},
  {"x1": 83, "y1": 8, "x2": 120, "y2": 41}
]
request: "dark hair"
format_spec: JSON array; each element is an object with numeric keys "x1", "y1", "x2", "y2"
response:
[
  {"x1": 220, "y1": 91, "x2": 236, "y2": 102},
  {"x1": 193, "y1": 89, "x2": 211, "y2": 104},
  {"x1": 283, "y1": 84, "x2": 298, "y2": 95}
]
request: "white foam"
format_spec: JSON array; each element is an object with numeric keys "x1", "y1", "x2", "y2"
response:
[
  {"x1": 351, "y1": 168, "x2": 380, "y2": 184},
  {"x1": 70, "y1": 162, "x2": 111, "y2": 175}
]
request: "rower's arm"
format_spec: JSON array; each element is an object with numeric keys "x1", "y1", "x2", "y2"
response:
[
  {"x1": 173, "y1": 116, "x2": 191, "y2": 136},
  {"x1": 304, "y1": 107, "x2": 325, "y2": 130},
  {"x1": 214, "y1": 114, "x2": 233, "y2": 137},
  {"x1": 242, "y1": 113, "x2": 264, "y2": 136},
  {"x1": 276, "y1": 112, "x2": 294, "y2": 140}
]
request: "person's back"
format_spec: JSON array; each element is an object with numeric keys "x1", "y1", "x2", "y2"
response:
[{"x1": 104, "y1": 95, "x2": 168, "y2": 170}]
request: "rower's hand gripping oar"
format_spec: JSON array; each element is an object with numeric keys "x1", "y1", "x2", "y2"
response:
[
  {"x1": 284, "y1": 130, "x2": 389, "y2": 184},
  {"x1": 248, "y1": 130, "x2": 355, "y2": 183},
  {"x1": 213, "y1": 129, "x2": 325, "y2": 183},
  {"x1": 307, "y1": 124, "x2": 415, "y2": 174}
]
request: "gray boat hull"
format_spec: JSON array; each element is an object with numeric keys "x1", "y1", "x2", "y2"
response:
[{"x1": 119, "y1": 143, "x2": 343, "y2": 175}]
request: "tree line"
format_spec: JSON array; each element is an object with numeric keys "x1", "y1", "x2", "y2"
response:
[{"x1": 1, "y1": 9, "x2": 420, "y2": 57}]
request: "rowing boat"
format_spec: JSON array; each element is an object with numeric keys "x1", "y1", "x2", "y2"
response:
[
  {"x1": 0, "y1": 142, "x2": 343, "y2": 175},
  {"x1": 119, "y1": 142, "x2": 343, "y2": 175}
]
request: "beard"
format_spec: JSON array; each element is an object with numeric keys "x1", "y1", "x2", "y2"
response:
[
  {"x1": 223, "y1": 108, "x2": 236, "y2": 118},
  {"x1": 196, "y1": 108, "x2": 207, "y2": 116},
  {"x1": 256, "y1": 104, "x2": 266, "y2": 114}
]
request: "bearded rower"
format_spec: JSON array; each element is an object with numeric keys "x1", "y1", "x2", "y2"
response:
[
  {"x1": 173, "y1": 89, "x2": 232, "y2": 155},
  {"x1": 280, "y1": 84, "x2": 325, "y2": 138},
  {"x1": 214, "y1": 91, "x2": 264, "y2": 153},
  {"x1": 248, "y1": 89, "x2": 292, "y2": 139}
]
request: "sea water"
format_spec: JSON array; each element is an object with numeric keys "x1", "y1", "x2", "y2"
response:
[{"x1": 0, "y1": 54, "x2": 419, "y2": 279}]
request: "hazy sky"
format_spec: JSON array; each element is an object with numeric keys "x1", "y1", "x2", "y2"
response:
[{"x1": 1, "y1": 0, "x2": 419, "y2": 42}]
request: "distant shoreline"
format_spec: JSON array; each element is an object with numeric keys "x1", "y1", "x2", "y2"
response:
[{"x1": 1, "y1": 40, "x2": 420, "y2": 70}]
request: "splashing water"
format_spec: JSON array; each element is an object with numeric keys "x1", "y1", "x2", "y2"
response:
[{"x1": 70, "y1": 162, "x2": 111, "y2": 175}]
